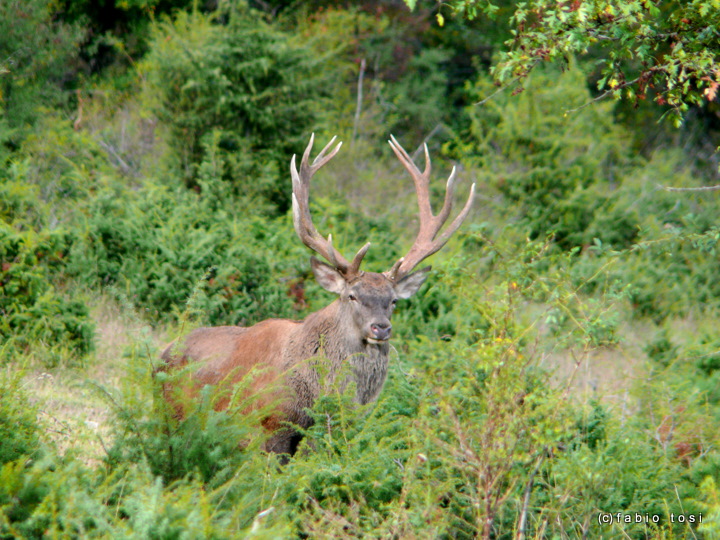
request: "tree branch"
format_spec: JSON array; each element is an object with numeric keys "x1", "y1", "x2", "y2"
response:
[
  {"x1": 660, "y1": 184, "x2": 720, "y2": 192},
  {"x1": 351, "y1": 58, "x2": 366, "y2": 146},
  {"x1": 564, "y1": 77, "x2": 640, "y2": 115}
]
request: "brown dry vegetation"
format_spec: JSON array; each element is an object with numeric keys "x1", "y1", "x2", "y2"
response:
[{"x1": 25, "y1": 295, "x2": 167, "y2": 465}]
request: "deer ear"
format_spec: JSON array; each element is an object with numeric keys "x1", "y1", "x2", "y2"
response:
[
  {"x1": 394, "y1": 266, "x2": 431, "y2": 299},
  {"x1": 310, "y1": 257, "x2": 346, "y2": 294}
]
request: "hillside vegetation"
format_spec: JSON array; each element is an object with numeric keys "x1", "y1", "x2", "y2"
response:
[{"x1": 1, "y1": 1, "x2": 720, "y2": 538}]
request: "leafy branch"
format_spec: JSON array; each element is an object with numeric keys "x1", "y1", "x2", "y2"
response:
[{"x1": 408, "y1": 0, "x2": 720, "y2": 123}]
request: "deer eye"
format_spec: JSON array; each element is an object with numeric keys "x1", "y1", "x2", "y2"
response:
[{"x1": 348, "y1": 293, "x2": 357, "y2": 302}]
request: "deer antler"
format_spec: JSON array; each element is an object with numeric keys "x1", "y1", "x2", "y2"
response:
[
  {"x1": 386, "y1": 135, "x2": 475, "y2": 281},
  {"x1": 291, "y1": 134, "x2": 371, "y2": 278}
]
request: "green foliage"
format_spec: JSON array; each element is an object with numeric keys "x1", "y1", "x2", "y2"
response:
[
  {"x1": 0, "y1": 231, "x2": 714, "y2": 538},
  {"x1": 697, "y1": 476, "x2": 720, "y2": 538},
  {"x1": 383, "y1": 47, "x2": 452, "y2": 137},
  {"x1": 544, "y1": 425, "x2": 694, "y2": 538},
  {"x1": 435, "y1": 0, "x2": 720, "y2": 125},
  {"x1": 290, "y1": 5, "x2": 491, "y2": 143},
  {"x1": 102, "y1": 341, "x2": 268, "y2": 485},
  {"x1": 0, "y1": 0, "x2": 84, "y2": 151},
  {"x1": 0, "y1": 448, "x2": 293, "y2": 538},
  {"x1": 458, "y1": 65, "x2": 637, "y2": 250},
  {"x1": 18, "y1": 113, "x2": 114, "y2": 206},
  {"x1": 459, "y1": 64, "x2": 720, "y2": 325},
  {"x1": 570, "y1": 150, "x2": 720, "y2": 320},
  {"x1": 0, "y1": 370, "x2": 42, "y2": 466},
  {"x1": 142, "y1": 6, "x2": 329, "y2": 210},
  {"x1": 2, "y1": 2, "x2": 720, "y2": 538},
  {"x1": 643, "y1": 330, "x2": 678, "y2": 367},
  {"x1": 66, "y1": 175, "x2": 299, "y2": 325},
  {"x1": 0, "y1": 166, "x2": 94, "y2": 364}
]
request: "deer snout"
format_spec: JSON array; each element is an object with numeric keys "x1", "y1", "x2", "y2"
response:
[{"x1": 369, "y1": 322, "x2": 392, "y2": 342}]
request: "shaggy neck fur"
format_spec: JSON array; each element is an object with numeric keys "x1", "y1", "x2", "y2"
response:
[{"x1": 285, "y1": 299, "x2": 390, "y2": 425}]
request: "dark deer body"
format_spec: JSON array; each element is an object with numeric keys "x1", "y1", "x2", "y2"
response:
[{"x1": 162, "y1": 135, "x2": 474, "y2": 456}]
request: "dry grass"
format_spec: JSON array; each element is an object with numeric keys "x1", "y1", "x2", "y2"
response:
[
  {"x1": 555, "y1": 326, "x2": 651, "y2": 388},
  {"x1": 24, "y1": 294, "x2": 169, "y2": 466}
]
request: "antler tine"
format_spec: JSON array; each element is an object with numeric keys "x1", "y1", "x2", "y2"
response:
[
  {"x1": 291, "y1": 135, "x2": 370, "y2": 278},
  {"x1": 348, "y1": 241, "x2": 372, "y2": 277},
  {"x1": 291, "y1": 190, "x2": 346, "y2": 269},
  {"x1": 429, "y1": 182, "x2": 476, "y2": 255},
  {"x1": 386, "y1": 136, "x2": 476, "y2": 281},
  {"x1": 386, "y1": 257, "x2": 404, "y2": 282},
  {"x1": 325, "y1": 234, "x2": 342, "y2": 269},
  {"x1": 303, "y1": 134, "x2": 343, "y2": 173},
  {"x1": 422, "y1": 142, "x2": 431, "y2": 180},
  {"x1": 389, "y1": 135, "x2": 433, "y2": 223},
  {"x1": 436, "y1": 166, "x2": 458, "y2": 225}
]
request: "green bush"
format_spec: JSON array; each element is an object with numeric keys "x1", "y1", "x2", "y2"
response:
[
  {"x1": 456, "y1": 65, "x2": 638, "y2": 251},
  {"x1": 543, "y1": 427, "x2": 694, "y2": 539},
  {"x1": 102, "y1": 343, "x2": 268, "y2": 485},
  {"x1": 0, "y1": 172, "x2": 94, "y2": 364},
  {"x1": 142, "y1": 6, "x2": 329, "y2": 211},
  {"x1": 0, "y1": 0, "x2": 83, "y2": 153},
  {"x1": 0, "y1": 371, "x2": 42, "y2": 465},
  {"x1": 1, "y1": 228, "x2": 713, "y2": 538},
  {"x1": 66, "y1": 177, "x2": 297, "y2": 326}
]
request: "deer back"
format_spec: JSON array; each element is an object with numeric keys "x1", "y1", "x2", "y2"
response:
[{"x1": 161, "y1": 319, "x2": 299, "y2": 415}]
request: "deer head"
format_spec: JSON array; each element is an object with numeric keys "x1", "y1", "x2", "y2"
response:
[{"x1": 291, "y1": 134, "x2": 475, "y2": 345}]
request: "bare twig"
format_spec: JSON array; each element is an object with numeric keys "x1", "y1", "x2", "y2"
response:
[
  {"x1": 474, "y1": 79, "x2": 524, "y2": 106},
  {"x1": 474, "y1": 59, "x2": 541, "y2": 107},
  {"x1": 73, "y1": 89, "x2": 84, "y2": 131},
  {"x1": 674, "y1": 485, "x2": 699, "y2": 540},
  {"x1": 411, "y1": 123, "x2": 445, "y2": 161},
  {"x1": 564, "y1": 77, "x2": 640, "y2": 115},
  {"x1": 351, "y1": 59, "x2": 366, "y2": 146},
  {"x1": 516, "y1": 454, "x2": 545, "y2": 540},
  {"x1": 98, "y1": 139, "x2": 132, "y2": 174},
  {"x1": 660, "y1": 184, "x2": 720, "y2": 192}
]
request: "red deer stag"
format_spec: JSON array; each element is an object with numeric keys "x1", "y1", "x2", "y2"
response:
[{"x1": 161, "y1": 134, "x2": 475, "y2": 456}]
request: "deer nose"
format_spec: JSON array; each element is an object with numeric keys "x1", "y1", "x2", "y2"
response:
[{"x1": 370, "y1": 322, "x2": 392, "y2": 341}]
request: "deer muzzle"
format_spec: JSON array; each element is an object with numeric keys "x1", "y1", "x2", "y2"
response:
[{"x1": 368, "y1": 322, "x2": 392, "y2": 343}]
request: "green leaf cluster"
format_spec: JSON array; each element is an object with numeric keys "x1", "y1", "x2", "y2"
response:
[
  {"x1": 435, "y1": 0, "x2": 720, "y2": 125},
  {"x1": 142, "y1": 7, "x2": 329, "y2": 211},
  {"x1": 0, "y1": 0, "x2": 84, "y2": 153},
  {"x1": 0, "y1": 167, "x2": 94, "y2": 364}
]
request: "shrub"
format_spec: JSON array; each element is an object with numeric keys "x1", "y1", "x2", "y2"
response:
[
  {"x1": 0, "y1": 370, "x2": 42, "y2": 465},
  {"x1": 142, "y1": 6, "x2": 329, "y2": 211},
  {"x1": 456, "y1": 65, "x2": 638, "y2": 251},
  {"x1": 0, "y1": 169, "x2": 94, "y2": 364},
  {"x1": 102, "y1": 342, "x2": 268, "y2": 485},
  {"x1": 66, "y1": 176, "x2": 298, "y2": 326},
  {"x1": 0, "y1": 0, "x2": 83, "y2": 153}
]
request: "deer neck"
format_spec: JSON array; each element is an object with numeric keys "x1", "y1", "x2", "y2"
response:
[{"x1": 295, "y1": 300, "x2": 390, "y2": 405}]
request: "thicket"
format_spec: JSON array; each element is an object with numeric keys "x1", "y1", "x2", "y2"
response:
[
  {"x1": 0, "y1": 0, "x2": 84, "y2": 155},
  {"x1": 0, "y1": 165, "x2": 94, "y2": 364},
  {"x1": 2, "y1": 0, "x2": 720, "y2": 538},
  {"x1": 143, "y1": 6, "x2": 330, "y2": 210}
]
